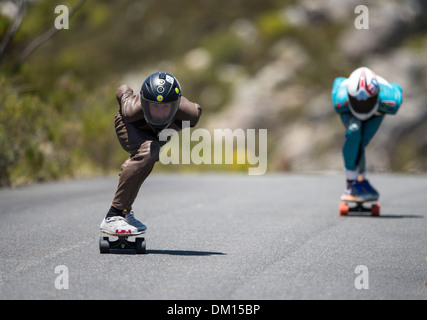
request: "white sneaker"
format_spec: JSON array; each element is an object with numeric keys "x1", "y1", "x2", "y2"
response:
[
  {"x1": 125, "y1": 211, "x2": 147, "y2": 233},
  {"x1": 100, "y1": 216, "x2": 143, "y2": 236}
]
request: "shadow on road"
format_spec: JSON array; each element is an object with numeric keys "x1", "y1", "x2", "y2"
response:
[
  {"x1": 147, "y1": 249, "x2": 226, "y2": 256},
  {"x1": 377, "y1": 214, "x2": 424, "y2": 219},
  {"x1": 343, "y1": 214, "x2": 424, "y2": 219}
]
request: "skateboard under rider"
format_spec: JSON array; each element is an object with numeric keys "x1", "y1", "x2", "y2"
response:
[
  {"x1": 339, "y1": 199, "x2": 380, "y2": 217},
  {"x1": 99, "y1": 230, "x2": 147, "y2": 254}
]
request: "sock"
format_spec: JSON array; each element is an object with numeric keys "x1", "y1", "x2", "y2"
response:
[
  {"x1": 106, "y1": 206, "x2": 126, "y2": 219},
  {"x1": 345, "y1": 169, "x2": 359, "y2": 181},
  {"x1": 346, "y1": 180, "x2": 355, "y2": 188}
]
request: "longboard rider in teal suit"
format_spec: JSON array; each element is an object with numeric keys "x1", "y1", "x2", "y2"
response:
[{"x1": 332, "y1": 67, "x2": 403, "y2": 202}]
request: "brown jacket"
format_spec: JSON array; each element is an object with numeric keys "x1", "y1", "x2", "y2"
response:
[
  {"x1": 116, "y1": 85, "x2": 202, "y2": 132},
  {"x1": 111, "y1": 85, "x2": 201, "y2": 210}
]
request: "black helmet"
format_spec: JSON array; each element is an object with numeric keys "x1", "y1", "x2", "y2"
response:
[{"x1": 140, "y1": 72, "x2": 182, "y2": 132}]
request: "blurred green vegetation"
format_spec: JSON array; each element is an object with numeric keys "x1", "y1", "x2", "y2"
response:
[{"x1": 0, "y1": 0, "x2": 296, "y2": 186}]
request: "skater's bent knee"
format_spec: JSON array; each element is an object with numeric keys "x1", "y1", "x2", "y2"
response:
[{"x1": 133, "y1": 141, "x2": 160, "y2": 165}]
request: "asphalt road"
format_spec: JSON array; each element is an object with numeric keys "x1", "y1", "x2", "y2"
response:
[{"x1": 0, "y1": 173, "x2": 426, "y2": 300}]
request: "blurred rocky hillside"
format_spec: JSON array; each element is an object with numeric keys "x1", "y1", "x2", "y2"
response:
[
  {"x1": 0, "y1": 0, "x2": 426, "y2": 186},
  {"x1": 206, "y1": 0, "x2": 427, "y2": 173}
]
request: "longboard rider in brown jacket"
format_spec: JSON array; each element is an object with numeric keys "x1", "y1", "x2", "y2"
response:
[{"x1": 100, "y1": 72, "x2": 202, "y2": 236}]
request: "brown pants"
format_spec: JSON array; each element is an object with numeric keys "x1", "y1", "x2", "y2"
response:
[{"x1": 111, "y1": 112, "x2": 165, "y2": 211}]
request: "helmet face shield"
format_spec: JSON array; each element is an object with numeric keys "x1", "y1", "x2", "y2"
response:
[
  {"x1": 141, "y1": 97, "x2": 180, "y2": 128},
  {"x1": 348, "y1": 94, "x2": 378, "y2": 115}
]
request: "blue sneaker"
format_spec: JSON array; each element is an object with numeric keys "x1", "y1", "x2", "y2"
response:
[
  {"x1": 341, "y1": 181, "x2": 367, "y2": 202},
  {"x1": 125, "y1": 211, "x2": 147, "y2": 233},
  {"x1": 359, "y1": 180, "x2": 379, "y2": 201}
]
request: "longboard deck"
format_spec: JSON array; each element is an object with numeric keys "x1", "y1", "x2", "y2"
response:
[{"x1": 339, "y1": 201, "x2": 380, "y2": 217}]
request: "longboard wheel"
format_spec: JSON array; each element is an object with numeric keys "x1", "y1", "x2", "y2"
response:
[
  {"x1": 136, "y1": 237, "x2": 147, "y2": 254},
  {"x1": 339, "y1": 202, "x2": 349, "y2": 216},
  {"x1": 371, "y1": 203, "x2": 381, "y2": 217},
  {"x1": 99, "y1": 236, "x2": 110, "y2": 254}
]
